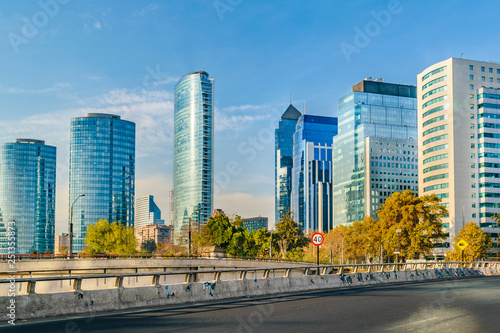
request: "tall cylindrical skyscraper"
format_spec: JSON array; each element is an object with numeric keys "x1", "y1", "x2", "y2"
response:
[
  {"x1": 69, "y1": 113, "x2": 135, "y2": 252},
  {"x1": 173, "y1": 71, "x2": 214, "y2": 242},
  {"x1": 0, "y1": 139, "x2": 56, "y2": 254}
]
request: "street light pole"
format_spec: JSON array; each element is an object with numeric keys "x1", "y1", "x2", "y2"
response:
[
  {"x1": 188, "y1": 217, "x2": 191, "y2": 257},
  {"x1": 69, "y1": 194, "x2": 84, "y2": 259}
]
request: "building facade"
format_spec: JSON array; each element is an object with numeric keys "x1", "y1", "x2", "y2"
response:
[
  {"x1": 173, "y1": 71, "x2": 214, "y2": 242},
  {"x1": 417, "y1": 58, "x2": 500, "y2": 252},
  {"x1": 275, "y1": 104, "x2": 301, "y2": 228},
  {"x1": 135, "y1": 195, "x2": 164, "y2": 229},
  {"x1": 54, "y1": 233, "x2": 69, "y2": 254},
  {"x1": 333, "y1": 78, "x2": 418, "y2": 225},
  {"x1": 0, "y1": 139, "x2": 56, "y2": 254},
  {"x1": 135, "y1": 224, "x2": 172, "y2": 247},
  {"x1": 242, "y1": 216, "x2": 268, "y2": 232},
  {"x1": 292, "y1": 115, "x2": 338, "y2": 232},
  {"x1": 69, "y1": 113, "x2": 135, "y2": 252}
]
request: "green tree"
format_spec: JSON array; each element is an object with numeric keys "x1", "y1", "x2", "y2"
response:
[
  {"x1": 227, "y1": 229, "x2": 257, "y2": 257},
  {"x1": 141, "y1": 239, "x2": 157, "y2": 253},
  {"x1": 275, "y1": 210, "x2": 308, "y2": 259},
  {"x1": 448, "y1": 222, "x2": 492, "y2": 261},
  {"x1": 84, "y1": 219, "x2": 137, "y2": 254},
  {"x1": 377, "y1": 190, "x2": 446, "y2": 260},
  {"x1": 252, "y1": 228, "x2": 275, "y2": 257},
  {"x1": 205, "y1": 213, "x2": 235, "y2": 249}
]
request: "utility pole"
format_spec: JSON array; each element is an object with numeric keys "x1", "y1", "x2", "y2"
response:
[
  {"x1": 69, "y1": 194, "x2": 84, "y2": 260},
  {"x1": 269, "y1": 230, "x2": 273, "y2": 260}
]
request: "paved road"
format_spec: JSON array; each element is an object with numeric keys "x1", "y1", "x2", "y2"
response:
[{"x1": 3, "y1": 277, "x2": 500, "y2": 332}]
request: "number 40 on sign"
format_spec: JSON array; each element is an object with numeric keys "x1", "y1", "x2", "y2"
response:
[{"x1": 311, "y1": 233, "x2": 324, "y2": 246}]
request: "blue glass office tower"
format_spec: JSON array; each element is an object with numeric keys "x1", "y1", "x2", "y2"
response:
[
  {"x1": 275, "y1": 104, "x2": 301, "y2": 227},
  {"x1": 291, "y1": 115, "x2": 338, "y2": 232},
  {"x1": 333, "y1": 78, "x2": 418, "y2": 226},
  {"x1": 173, "y1": 71, "x2": 214, "y2": 242},
  {"x1": 0, "y1": 139, "x2": 56, "y2": 254},
  {"x1": 69, "y1": 113, "x2": 135, "y2": 252}
]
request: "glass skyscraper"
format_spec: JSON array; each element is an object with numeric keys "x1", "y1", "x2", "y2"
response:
[
  {"x1": 275, "y1": 104, "x2": 301, "y2": 227},
  {"x1": 291, "y1": 115, "x2": 338, "y2": 232},
  {"x1": 333, "y1": 78, "x2": 418, "y2": 226},
  {"x1": 173, "y1": 71, "x2": 214, "y2": 242},
  {"x1": 69, "y1": 113, "x2": 135, "y2": 252},
  {"x1": 0, "y1": 139, "x2": 56, "y2": 254}
]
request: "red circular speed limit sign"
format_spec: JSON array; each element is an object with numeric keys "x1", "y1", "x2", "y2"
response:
[{"x1": 311, "y1": 232, "x2": 324, "y2": 246}]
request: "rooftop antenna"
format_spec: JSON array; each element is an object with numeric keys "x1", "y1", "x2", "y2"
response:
[
  {"x1": 290, "y1": 92, "x2": 292, "y2": 105},
  {"x1": 304, "y1": 100, "x2": 306, "y2": 115},
  {"x1": 460, "y1": 53, "x2": 463, "y2": 59}
]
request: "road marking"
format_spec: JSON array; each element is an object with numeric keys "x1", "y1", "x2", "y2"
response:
[{"x1": 388, "y1": 317, "x2": 439, "y2": 330}]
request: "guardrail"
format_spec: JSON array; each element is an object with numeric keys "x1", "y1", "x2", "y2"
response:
[
  {"x1": 2, "y1": 261, "x2": 498, "y2": 296},
  {"x1": 0, "y1": 253, "x2": 314, "y2": 264}
]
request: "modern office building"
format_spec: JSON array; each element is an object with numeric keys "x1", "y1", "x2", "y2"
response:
[
  {"x1": 135, "y1": 195, "x2": 165, "y2": 229},
  {"x1": 0, "y1": 139, "x2": 56, "y2": 254},
  {"x1": 69, "y1": 113, "x2": 135, "y2": 252},
  {"x1": 173, "y1": 71, "x2": 214, "y2": 242},
  {"x1": 242, "y1": 216, "x2": 268, "y2": 232},
  {"x1": 333, "y1": 78, "x2": 418, "y2": 226},
  {"x1": 417, "y1": 58, "x2": 500, "y2": 252},
  {"x1": 275, "y1": 104, "x2": 301, "y2": 227},
  {"x1": 292, "y1": 115, "x2": 338, "y2": 232}
]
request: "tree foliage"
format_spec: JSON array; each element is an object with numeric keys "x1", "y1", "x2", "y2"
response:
[
  {"x1": 141, "y1": 239, "x2": 157, "y2": 253},
  {"x1": 377, "y1": 190, "x2": 446, "y2": 260},
  {"x1": 448, "y1": 222, "x2": 492, "y2": 261},
  {"x1": 84, "y1": 219, "x2": 137, "y2": 254},
  {"x1": 58, "y1": 244, "x2": 68, "y2": 255},
  {"x1": 275, "y1": 210, "x2": 308, "y2": 259}
]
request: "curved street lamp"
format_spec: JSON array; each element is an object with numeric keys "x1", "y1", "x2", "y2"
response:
[{"x1": 69, "y1": 194, "x2": 85, "y2": 259}]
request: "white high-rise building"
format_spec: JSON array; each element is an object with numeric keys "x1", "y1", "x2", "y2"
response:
[
  {"x1": 417, "y1": 57, "x2": 500, "y2": 256},
  {"x1": 135, "y1": 195, "x2": 164, "y2": 229}
]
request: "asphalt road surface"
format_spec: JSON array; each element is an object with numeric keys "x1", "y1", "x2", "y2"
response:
[{"x1": 2, "y1": 277, "x2": 500, "y2": 333}]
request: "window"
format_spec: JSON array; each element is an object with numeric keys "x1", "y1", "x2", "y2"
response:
[
  {"x1": 470, "y1": 75, "x2": 474, "y2": 80},
  {"x1": 497, "y1": 79, "x2": 500, "y2": 84},
  {"x1": 423, "y1": 183, "x2": 449, "y2": 192},
  {"x1": 472, "y1": 213, "x2": 476, "y2": 218},
  {"x1": 489, "y1": 68, "x2": 493, "y2": 73},
  {"x1": 481, "y1": 67, "x2": 485, "y2": 72},
  {"x1": 470, "y1": 84, "x2": 474, "y2": 90},
  {"x1": 470, "y1": 113, "x2": 474, "y2": 119},
  {"x1": 471, "y1": 144, "x2": 475, "y2": 148},
  {"x1": 472, "y1": 193, "x2": 476, "y2": 198},
  {"x1": 470, "y1": 104, "x2": 474, "y2": 110},
  {"x1": 471, "y1": 153, "x2": 475, "y2": 158},
  {"x1": 472, "y1": 183, "x2": 476, "y2": 188},
  {"x1": 472, "y1": 203, "x2": 476, "y2": 208},
  {"x1": 471, "y1": 134, "x2": 474, "y2": 139},
  {"x1": 471, "y1": 163, "x2": 475, "y2": 168},
  {"x1": 481, "y1": 76, "x2": 486, "y2": 81},
  {"x1": 497, "y1": 69, "x2": 500, "y2": 74},
  {"x1": 470, "y1": 124, "x2": 474, "y2": 129},
  {"x1": 490, "y1": 77, "x2": 494, "y2": 83},
  {"x1": 422, "y1": 66, "x2": 446, "y2": 81},
  {"x1": 423, "y1": 124, "x2": 447, "y2": 136},
  {"x1": 470, "y1": 94, "x2": 474, "y2": 100},
  {"x1": 471, "y1": 173, "x2": 475, "y2": 178},
  {"x1": 470, "y1": 65, "x2": 473, "y2": 70}
]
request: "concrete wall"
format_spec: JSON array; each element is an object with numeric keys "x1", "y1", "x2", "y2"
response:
[{"x1": 2, "y1": 266, "x2": 498, "y2": 320}]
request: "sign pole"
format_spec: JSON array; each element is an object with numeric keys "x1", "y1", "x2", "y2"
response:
[{"x1": 317, "y1": 245, "x2": 320, "y2": 266}]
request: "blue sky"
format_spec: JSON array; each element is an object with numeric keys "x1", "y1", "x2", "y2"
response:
[{"x1": 0, "y1": 0, "x2": 499, "y2": 233}]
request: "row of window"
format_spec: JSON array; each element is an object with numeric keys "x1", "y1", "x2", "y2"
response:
[
  {"x1": 422, "y1": 96, "x2": 446, "y2": 109},
  {"x1": 422, "y1": 66, "x2": 446, "y2": 81},
  {"x1": 423, "y1": 134, "x2": 448, "y2": 146},
  {"x1": 422, "y1": 105, "x2": 445, "y2": 119},
  {"x1": 423, "y1": 144, "x2": 448, "y2": 155},
  {"x1": 422, "y1": 86, "x2": 447, "y2": 100},
  {"x1": 423, "y1": 124, "x2": 447, "y2": 136},
  {"x1": 469, "y1": 75, "x2": 500, "y2": 83},
  {"x1": 470, "y1": 65, "x2": 500, "y2": 74},
  {"x1": 423, "y1": 115, "x2": 447, "y2": 127},
  {"x1": 423, "y1": 163, "x2": 448, "y2": 174},
  {"x1": 422, "y1": 76, "x2": 447, "y2": 90},
  {"x1": 423, "y1": 173, "x2": 448, "y2": 183},
  {"x1": 423, "y1": 153, "x2": 448, "y2": 164},
  {"x1": 423, "y1": 183, "x2": 449, "y2": 192}
]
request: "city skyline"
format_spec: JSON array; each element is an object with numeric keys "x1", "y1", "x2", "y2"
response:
[{"x1": 1, "y1": 1, "x2": 500, "y2": 235}]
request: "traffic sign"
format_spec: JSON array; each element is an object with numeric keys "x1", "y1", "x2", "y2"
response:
[
  {"x1": 394, "y1": 247, "x2": 400, "y2": 254},
  {"x1": 311, "y1": 232, "x2": 324, "y2": 246},
  {"x1": 457, "y1": 239, "x2": 469, "y2": 251}
]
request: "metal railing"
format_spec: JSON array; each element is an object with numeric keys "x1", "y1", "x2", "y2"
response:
[
  {"x1": 0, "y1": 253, "x2": 314, "y2": 264},
  {"x1": 1, "y1": 261, "x2": 498, "y2": 296}
]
